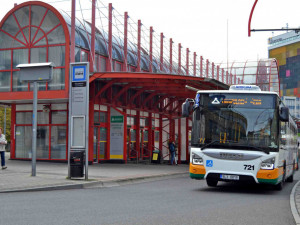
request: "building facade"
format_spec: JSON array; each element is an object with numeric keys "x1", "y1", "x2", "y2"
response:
[
  {"x1": 268, "y1": 31, "x2": 300, "y2": 97},
  {"x1": 268, "y1": 31, "x2": 300, "y2": 120},
  {"x1": 0, "y1": 1, "x2": 232, "y2": 164}
]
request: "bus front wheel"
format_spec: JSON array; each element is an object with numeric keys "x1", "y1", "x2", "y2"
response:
[
  {"x1": 275, "y1": 165, "x2": 286, "y2": 191},
  {"x1": 206, "y1": 179, "x2": 218, "y2": 187}
]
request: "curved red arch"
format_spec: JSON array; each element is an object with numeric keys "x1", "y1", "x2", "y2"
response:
[
  {"x1": 0, "y1": 1, "x2": 70, "y2": 93},
  {"x1": 248, "y1": 0, "x2": 258, "y2": 37}
]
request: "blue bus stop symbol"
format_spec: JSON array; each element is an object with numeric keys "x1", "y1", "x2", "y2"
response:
[{"x1": 206, "y1": 160, "x2": 213, "y2": 167}]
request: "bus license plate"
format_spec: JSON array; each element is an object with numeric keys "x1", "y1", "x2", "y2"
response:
[{"x1": 220, "y1": 174, "x2": 239, "y2": 180}]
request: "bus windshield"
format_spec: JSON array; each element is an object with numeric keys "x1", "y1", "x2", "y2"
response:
[{"x1": 191, "y1": 93, "x2": 279, "y2": 152}]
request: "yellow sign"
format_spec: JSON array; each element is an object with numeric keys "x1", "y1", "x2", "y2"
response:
[{"x1": 152, "y1": 153, "x2": 158, "y2": 160}]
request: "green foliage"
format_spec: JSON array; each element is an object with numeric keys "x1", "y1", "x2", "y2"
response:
[{"x1": 0, "y1": 107, "x2": 11, "y2": 142}]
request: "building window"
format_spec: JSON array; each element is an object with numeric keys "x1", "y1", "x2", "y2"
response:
[
  {"x1": 0, "y1": 4, "x2": 66, "y2": 92},
  {"x1": 15, "y1": 105, "x2": 67, "y2": 160}
]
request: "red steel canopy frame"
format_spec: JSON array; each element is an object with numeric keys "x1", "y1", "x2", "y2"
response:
[{"x1": 88, "y1": 72, "x2": 228, "y2": 163}]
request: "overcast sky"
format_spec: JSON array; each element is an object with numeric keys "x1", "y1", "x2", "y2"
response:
[{"x1": 1, "y1": 0, "x2": 300, "y2": 65}]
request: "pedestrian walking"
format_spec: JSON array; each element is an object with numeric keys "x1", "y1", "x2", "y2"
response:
[
  {"x1": 168, "y1": 138, "x2": 176, "y2": 165},
  {"x1": 0, "y1": 127, "x2": 7, "y2": 169}
]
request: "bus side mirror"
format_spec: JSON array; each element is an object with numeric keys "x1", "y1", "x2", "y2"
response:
[
  {"x1": 182, "y1": 100, "x2": 191, "y2": 117},
  {"x1": 279, "y1": 107, "x2": 289, "y2": 122}
]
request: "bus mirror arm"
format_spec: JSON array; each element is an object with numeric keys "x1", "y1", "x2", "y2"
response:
[
  {"x1": 279, "y1": 107, "x2": 289, "y2": 122},
  {"x1": 182, "y1": 99, "x2": 194, "y2": 117}
]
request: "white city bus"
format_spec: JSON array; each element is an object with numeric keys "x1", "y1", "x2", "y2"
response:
[{"x1": 182, "y1": 85, "x2": 298, "y2": 190}]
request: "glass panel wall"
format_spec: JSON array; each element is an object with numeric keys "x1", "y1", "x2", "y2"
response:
[
  {"x1": 15, "y1": 126, "x2": 32, "y2": 158},
  {"x1": 15, "y1": 105, "x2": 67, "y2": 160},
  {"x1": 51, "y1": 126, "x2": 66, "y2": 159},
  {"x1": 0, "y1": 5, "x2": 66, "y2": 92},
  {"x1": 36, "y1": 126, "x2": 49, "y2": 159}
]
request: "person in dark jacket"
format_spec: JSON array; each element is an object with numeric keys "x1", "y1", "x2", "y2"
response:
[{"x1": 168, "y1": 138, "x2": 176, "y2": 165}]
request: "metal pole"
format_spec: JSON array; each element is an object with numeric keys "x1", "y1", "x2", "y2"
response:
[
  {"x1": 70, "y1": 0, "x2": 76, "y2": 63},
  {"x1": 32, "y1": 81, "x2": 37, "y2": 176}
]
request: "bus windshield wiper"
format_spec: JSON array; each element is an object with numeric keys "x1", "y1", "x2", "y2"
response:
[
  {"x1": 238, "y1": 145, "x2": 269, "y2": 154},
  {"x1": 201, "y1": 140, "x2": 220, "y2": 150}
]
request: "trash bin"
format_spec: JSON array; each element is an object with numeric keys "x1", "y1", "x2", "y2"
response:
[
  {"x1": 70, "y1": 151, "x2": 84, "y2": 178},
  {"x1": 151, "y1": 149, "x2": 161, "y2": 164}
]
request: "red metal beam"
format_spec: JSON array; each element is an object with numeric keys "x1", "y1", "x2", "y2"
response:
[
  {"x1": 163, "y1": 98, "x2": 176, "y2": 111},
  {"x1": 149, "y1": 26, "x2": 153, "y2": 73},
  {"x1": 170, "y1": 38, "x2": 173, "y2": 73},
  {"x1": 178, "y1": 43, "x2": 181, "y2": 74},
  {"x1": 129, "y1": 88, "x2": 147, "y2": 104},
  {"x1": 143, "y1": 91, "x2": 159, "y2": 108},
  {"x1": 137, "y1": 20, "x2": 141, "y2": 72},
  {"x1": 248, "y1": 0, "x2": 258, "y2": 37},
  {"x1": 113, "y1": 83, "x2": 133, "y2": 101},
  {"x1": 200, "y1": 56, "x2": 203, "y2": 77},
  {"x1": 160, "y1": 33, "x2": 164, "y2": 71},
  {"x1": 94, "y1": 80, "x2": 115, "y2": 100},
  {"x1": 108, "y1": 3, "x2": 113, "y2": 72},
  {"x1": 193, "y1": 52, "x2": 196, "y2": 76},
  {"x1": 90, "y1": 0, "x2": 96, "y2": 72},
  {"x1": 186, "y1": 48, "x2": 189, "y2": 75},
  {"x1": 123, "y1": 12, "x2": 128, "y2": 72}
]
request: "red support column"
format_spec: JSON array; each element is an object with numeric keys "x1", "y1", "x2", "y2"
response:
[
  {"x1": 123, "y1": 112, "x2": 127, "y2": 163},
  {"x1": 70, "y1": 0, "x2": 76, "y2": 63},
  {"x1": 226, "y1": 71, "x2": 229, "y2": 84},
  {"x1": 160, "y1": 33, "x2": 164, "y2": 71},
  {"x1": 108, "y1": 3, "x2": 113, "y2": 72},
  {"x1": 107, "y1": 107, "x2": 111, "y2": 159},
  {"x1": 10, "y1": 104, "x2": 16, "y2": 159},
  {"x1": 234, "y1": 75, "x2": 237, "y2": 84},
  {"x1": 136, "y1": 111, "x2": 140, "y2": 159},
  {"x1": 212, "y1": 62, "x2": 215, "y2": 79},
  {"x1": 222, "y1": 68, "x2": 224, "y2": 83},
  {"x1": 159, "y1": 114, "x2": 163, "y2": 154},
  {"x1": 200, "y1": 56, "x2": 203, "y2": 77},
  {"x1": 186, "y1": 48, "x2": 189, "y2": 75},
  {"x1": 88, "y1": 82, "x2": 95, "y2": 163},
  {"x1": 217, "y1": 65, "x2": 220, "y2": 81},
  {"x1": 169, "y1": 38, "x2": 173, "y2": 73},
  {"x1": 148, "y1": 113, "x2": 153, "y2": 158},
  {"x1": 123, "y1": 12, "x2": 128, "y2": 72},
  {"x1": 149, "y1": 27, "x2": 153, "y2": 73},
  {"x1": 137, "y1": 20, "x2": 142, "y2": 72},
  {"x1": 206, "y1": 59, "x2": 209, "y2": 78},
  {"x1": 90, "y1": 0, "x2": 96, "y2": 72},
  {"x1": 178, "y1": 43, "x2": 181, "y2": 74},
  {"x1": 193, "y1": 52, "x2": 196, "y2": 76}
]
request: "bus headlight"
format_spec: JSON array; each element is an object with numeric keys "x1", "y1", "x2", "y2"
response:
[
  {"x1": 192, "y1": 153, "x2": 203, "y2": 165},
  {"x1": 260, "y1": 157, "x2": 275, "y2": 170}
]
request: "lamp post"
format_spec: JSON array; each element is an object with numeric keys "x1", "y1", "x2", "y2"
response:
[{"x1": 16, "y1": 63, "x2": 54, "y2": 176}]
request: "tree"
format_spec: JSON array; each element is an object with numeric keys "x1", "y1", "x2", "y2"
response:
[{"x1": 0, "y1": 107, "x2": 11, "y2": 142}]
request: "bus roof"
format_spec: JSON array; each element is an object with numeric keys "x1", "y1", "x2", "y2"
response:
[{"x1": 196, "y1": 90, "x2": 279, "y2": 96}]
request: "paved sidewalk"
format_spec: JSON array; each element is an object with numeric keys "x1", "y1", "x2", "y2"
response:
[{"x1": 0, "y1": 152, "x2": 188, "y2": 193}]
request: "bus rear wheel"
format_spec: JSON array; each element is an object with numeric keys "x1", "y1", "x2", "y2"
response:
[{"x1": 206, "y1": 179, "x2": 218, "y2": 187}]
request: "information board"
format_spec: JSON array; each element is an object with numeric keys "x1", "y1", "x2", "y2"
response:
[{"x1": 110, "y1": 109, "x2": 124, "y2": 159}]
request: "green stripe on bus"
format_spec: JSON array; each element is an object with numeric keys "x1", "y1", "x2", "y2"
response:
[
  {"x1": 257, "y1": 175, "x2": 282, "y2": 185},
  {"x1": 190, "y1": 173, "x2": 205, "y2": 179}
]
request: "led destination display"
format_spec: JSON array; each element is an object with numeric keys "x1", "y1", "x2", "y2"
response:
[{"x1": 200, "y1": 94, "x2": 276, "y2": 109}]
